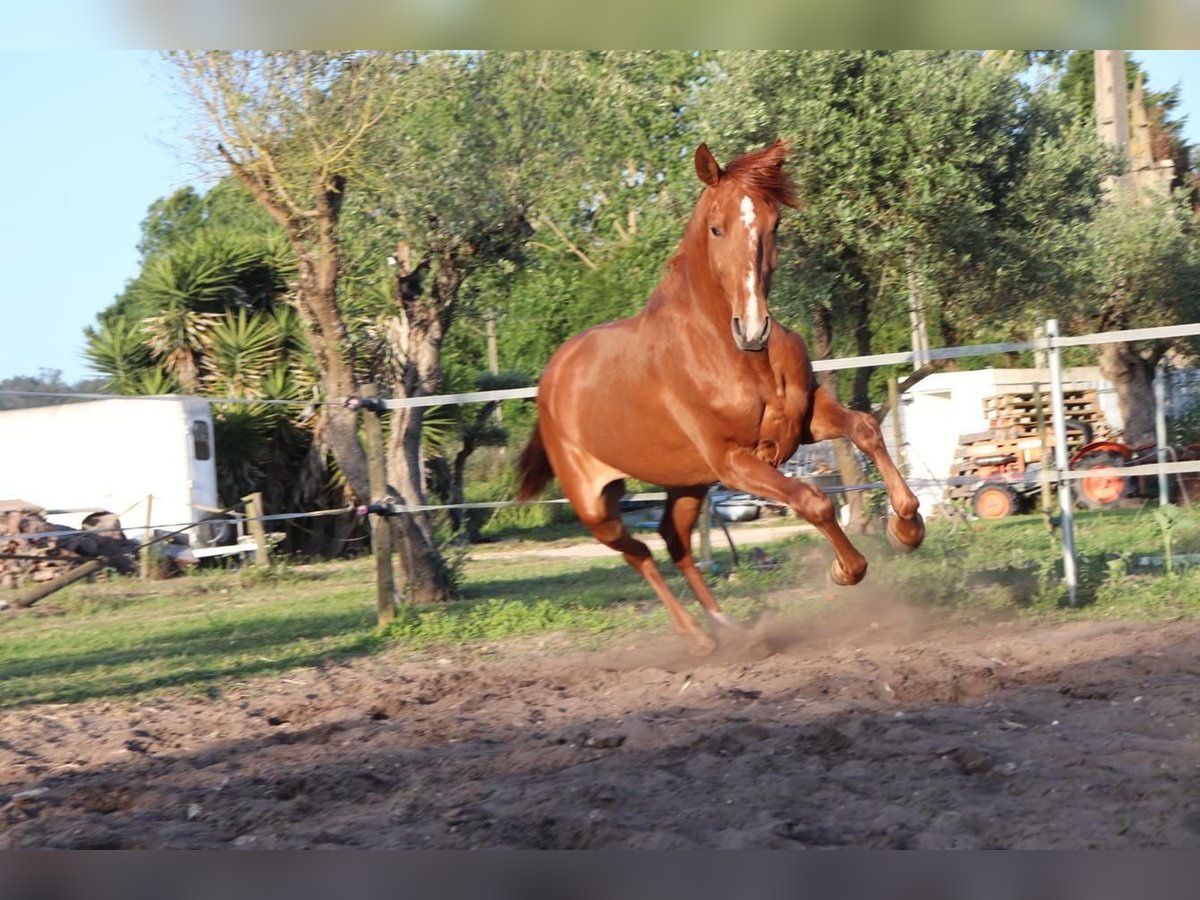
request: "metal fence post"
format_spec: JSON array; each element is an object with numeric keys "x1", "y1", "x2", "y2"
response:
[
  {"x1": 1046, "y1": 319, "x2": 1079, "y2": 606},
  {"x1": 1155, "y1": 361, "x2": 1170, "y2": 506}
]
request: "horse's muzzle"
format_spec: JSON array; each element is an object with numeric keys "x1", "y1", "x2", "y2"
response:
[{"x1": 731, "y1": 315, "x2": 771, "y2": 351}]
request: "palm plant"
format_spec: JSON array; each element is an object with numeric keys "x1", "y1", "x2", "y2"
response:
[
  {"x1": 203, "y1": 308, "x2": 282, "y2": 396},
  {"x1": 83, "y1": 319, "x2": 153, "y2": 392},
  {"x1": 142, "y1": 303, "x2": 218, "y2": 392}
]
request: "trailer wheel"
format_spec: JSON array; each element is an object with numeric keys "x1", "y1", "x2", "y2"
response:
[
  {"x1": 973, "y1": 483, "x2": 1020, "y2": 519},
  {"x1": 1076, "y1": 452, "x2": 1130, "y2": 508}
]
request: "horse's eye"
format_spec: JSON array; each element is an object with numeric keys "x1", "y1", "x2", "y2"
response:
[{"x1": 710, "y1": 226, "x2": 722, "y2": 237}]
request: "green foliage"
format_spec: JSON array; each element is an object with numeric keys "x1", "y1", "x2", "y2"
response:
[
  {"x1": 870, "y1": 505, "x2": 1200, "y2": 613},
  {"x1": 1153, "y1": 505, "x2": 1182, "y2": 574},
  {"x1": 1072, "y1": 196, "x2": 1200, "y2": 333}
]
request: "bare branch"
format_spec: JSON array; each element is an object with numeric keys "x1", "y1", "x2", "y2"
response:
[{"x1": 532, "y1": 212, "x2": 599, "y2": 271}]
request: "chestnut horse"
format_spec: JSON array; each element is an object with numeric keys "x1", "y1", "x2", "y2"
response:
[{"x1": 517, "y1": 140, "x2": 924, "y2": 653}]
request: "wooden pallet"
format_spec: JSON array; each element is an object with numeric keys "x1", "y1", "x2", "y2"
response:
[
  {"x1": 982, "y1": 390, "x2": 1109, "y2": 441},
  {"x1": 982, "y1": 388, "x2": 1097, "y2": 417},
  {"x1": 946, "y1": 389, "x2": 1115, "y2": 503}
]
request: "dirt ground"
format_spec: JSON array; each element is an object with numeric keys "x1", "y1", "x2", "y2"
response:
[{"x1": 3, "y1": 586, "x2": 1200, "y2": 849}]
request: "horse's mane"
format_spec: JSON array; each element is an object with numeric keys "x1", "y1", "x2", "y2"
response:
[{"x1": 722, "y1": 140, "x2": 798, "y2": 210}]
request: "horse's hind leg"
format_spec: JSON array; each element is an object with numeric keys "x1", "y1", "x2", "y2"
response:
[
  {"x1": 810, "y1": 386, "x2": 925, "y2": 552},
  {"x1": 659, "y1": 487, "x2": 739, "y2": 632},
  {"x1": 575, "y1": 480, "x2": 717, "y2": 654}
]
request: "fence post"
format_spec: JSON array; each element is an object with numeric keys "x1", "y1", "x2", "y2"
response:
[
  {"x1": 241, "y1": 492, "x2": 270, "y2": 566},
  {"x1": 1032, "y1": 383, "x2": 1054, "y2": 531},
  {"x1": 887, "y1": 376, "x2": 906, "y2": 475},
  {"x1": 1155, "y1": 361, "x2": 1170, "y2": 506},
  {"x1": 698, "y1": 489, "x2": 713, "y2": 571},
  {"x1": 1046, "y1": 319, "x2": 1079, "y2": 606},
  {"x1": 360, "y1": 383, "x2": 398, "y2": 626},
  {"x1": 140, "y1": 493, "x2": 154, "y2": 580}
]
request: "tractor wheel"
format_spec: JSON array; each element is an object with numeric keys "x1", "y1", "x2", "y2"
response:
[
  {"x1": 973, "y1": 483, "x2": 1020, "y2": 519},
  {"x1": 1076, "y1": 452, "x2": 1130, "y2": 509}
]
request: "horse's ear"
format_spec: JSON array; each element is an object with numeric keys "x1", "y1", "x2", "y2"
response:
[
  {"x1": 766, "y1": 137, "x2": 789, "y2": 169},
  {"x1": 694, "y1": 143, "x2": 723, "y2": 187}
]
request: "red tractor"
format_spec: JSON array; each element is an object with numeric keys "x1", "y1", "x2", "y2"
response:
[{"x1": 971, "y1": 429, "x2": 1155, "y2": 519}]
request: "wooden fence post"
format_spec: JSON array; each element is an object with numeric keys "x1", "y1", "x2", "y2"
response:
[
  {"x1": 887, "y1": 376, "x2": 907, "y2": 475},
  {"x1": 140, "y1": 493, "x2": 154, "y2": 580},
  {"x1": 241, "y1": 492, "x2": 270, "y2": 566},
  {"x1": 1033, "y1": 382, "x2": 1054, "y2": 531},
  {"x1": 360, "y1": 384, "x2": 398, "y2": 627}
]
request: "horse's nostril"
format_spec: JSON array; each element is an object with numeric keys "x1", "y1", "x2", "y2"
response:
[{"x1": 731, "y1": 317, "x2": 744, "y2": 340}]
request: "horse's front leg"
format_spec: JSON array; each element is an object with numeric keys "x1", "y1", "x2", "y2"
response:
[
  {"x1": 809, "y1": 386, "x2": 924, "y2": 551},
  {"x1": 716, "y1": 449, "x2": 868, "y2": 586}
]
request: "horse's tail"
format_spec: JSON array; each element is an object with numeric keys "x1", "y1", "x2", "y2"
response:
[{"x1": 516, "y1": 421, "x2": 554, "y2": 502}]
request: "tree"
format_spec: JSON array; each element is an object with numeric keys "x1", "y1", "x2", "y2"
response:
[
  {"x1": 1058, "y1": 50, "x2": 1200, "y2": 445},
  {"x1": 166, "y1": 51, "x2": 413, "y2": 507},
  {"x1": 338, "y1": 51, "x2": 703, "y2": 596},
  {"x1": 1075, "y1": 197, "x2": 1200, "y2": 445}
]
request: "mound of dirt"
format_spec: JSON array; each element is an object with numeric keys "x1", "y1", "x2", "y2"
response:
[{"x1": 3, "y1": 597, "x2": 1199, "y2": 848}]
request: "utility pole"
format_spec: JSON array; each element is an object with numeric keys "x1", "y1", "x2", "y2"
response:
[
  {"x1": 486, "y1": 311, "x2": 503, "y2": 425},
  {"x1": 906, "y1": 250, "x2": 930, "y2": 370},
  {"x1": 485, "y1": 311, "x2": 500, "y2": 377},
  {"x1": 1094, "y1": 50, "x2": 1133, "y2": 198}
]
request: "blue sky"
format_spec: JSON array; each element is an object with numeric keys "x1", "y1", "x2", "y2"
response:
[
  {"x1": 1, "y1": 50, "x2": 1198, "y2": 385},
  {"x1": 1, "y1": 51, "x2": 203, "y2": 384}
]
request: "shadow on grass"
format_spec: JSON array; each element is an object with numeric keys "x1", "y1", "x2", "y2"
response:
[
  {"x1": 0, "y1": 606, "x2": 380, "y2": 709},
  {"x1": 460, "y1": 561, "x2": 653, "y2": 605}
]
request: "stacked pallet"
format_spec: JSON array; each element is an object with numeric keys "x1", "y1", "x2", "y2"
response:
[
  {"x1": 1, "y1": 501, "x2": 137, "y2": 590},
  {"x1": 946, "y1": 389, "x2": 1110, "y2": 502},
  {"x1": 981, "y1": 388, "x2": 1106, "y2": 441}
]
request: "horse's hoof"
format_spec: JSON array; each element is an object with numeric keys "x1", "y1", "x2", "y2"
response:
[
  {"x1": 688, "y1": 633, "x2": 719, "y2": 656},
  {"x1": 887, "y1": 512, "x2": 925, "y2": 553},
  {"x1": 829, "y1": 559, "x2": 865, "y2": 586}
]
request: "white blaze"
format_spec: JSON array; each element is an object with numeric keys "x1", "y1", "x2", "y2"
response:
[{"x1": 739, "y1": 194, "x2": 765, "y2": 339}]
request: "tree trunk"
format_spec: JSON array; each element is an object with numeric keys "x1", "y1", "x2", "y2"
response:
[
  {"x1": 383, "y1": 251, "x2": 466, "y2": 603},
  {"x1": 1097, "y1": 341, "x2": 1158, "y2": 447},
  {"x1": 387, "y1": 404, "x2": 453, "y2": 604},
  {"x1": 810, "y1": 305, "x2": 871, "y2": 533},
  {"x1": 288, "y1": 256, "x2": 368, "y2": 503},
  {"x1": 218, "y1": 155, "x2": 370, "y2": 512}
]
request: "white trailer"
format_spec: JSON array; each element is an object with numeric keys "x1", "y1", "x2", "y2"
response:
[{"x1": 0, "y1": 397, "x2": 222, "y2": 545}]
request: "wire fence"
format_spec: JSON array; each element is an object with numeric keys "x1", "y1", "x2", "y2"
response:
[{"x1": 5, "y1": 320, "x2": 1200, "y2": 545}]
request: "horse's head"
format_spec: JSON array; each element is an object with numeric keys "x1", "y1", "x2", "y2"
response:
[{"x1": 693, "y1": 139, "x2": 796, "y2": 352}]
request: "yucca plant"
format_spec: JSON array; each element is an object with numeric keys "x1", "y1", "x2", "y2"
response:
[
  {"x1": 211, "y1": 402, "x2": 275, "y2": 504},
  {"x1": 132, "y1": 230, "x2": 274, "y2": 314},
  {"x1": 204, "y1": 308, "x2": 282, "y2": 397},
  {"x1": 133, "y1": 368, "x2": 183, "y2": 396},
  {"x1": 83, "y1": 319, "x2": 153, "y2": 392},
  {"x1": 142, "y1": 303, "x2": 218, "y2": 392}
]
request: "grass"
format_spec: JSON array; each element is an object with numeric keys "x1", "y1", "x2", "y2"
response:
[{"x1": 3, "y1": 502, "x2": 1200, "y2": 709}]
